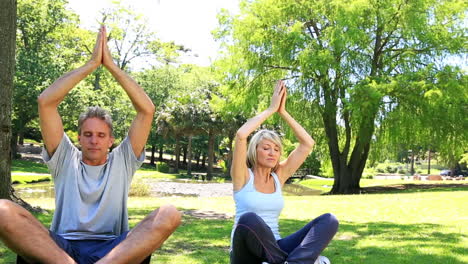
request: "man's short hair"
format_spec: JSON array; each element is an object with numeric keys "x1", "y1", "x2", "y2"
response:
[{"x1": 78, "y1": 106, "x2": 113, "y2": 136}]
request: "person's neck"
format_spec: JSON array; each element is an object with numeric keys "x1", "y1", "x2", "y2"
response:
[
  {"x1": 82, "y1": 157, "x2": 107, "y2": 166},
  {"x1": 253, "y1": 166, "x2": 273, "y2": 183}
]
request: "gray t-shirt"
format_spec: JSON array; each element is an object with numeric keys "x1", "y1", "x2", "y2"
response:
[{"x1": 42, "y1": 133, "x2": 145, "y2": 240}]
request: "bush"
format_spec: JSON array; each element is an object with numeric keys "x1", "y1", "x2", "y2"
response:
[
  {"x1": 156, "y1": 162, "x2": 170, "y2": 173},
  {"x1": 219, "y1": 160, "x2": 228, "y2": 173},
  {"x1": 319, "y1": 160, "x2": 334, "y2": 178},
  {"x1": 129, "y1": 180, "x2": 151, "y2": 196},
  {"x1": 363, "y1": 167, "x2": 376, "y2": 179},
  {"x1": 386, "y1": 165, "x2": 398, "y2": 173}
]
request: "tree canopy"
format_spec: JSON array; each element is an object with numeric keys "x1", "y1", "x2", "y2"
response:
[{"x1": 215, "y1": 0, "x2": 467, "y2": 193}]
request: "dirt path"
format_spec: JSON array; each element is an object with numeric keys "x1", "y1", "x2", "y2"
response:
[{"x1": 144, "y1": 179, "x2": 233, "y2": 197}]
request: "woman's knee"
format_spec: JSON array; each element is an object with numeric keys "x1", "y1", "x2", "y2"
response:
[
  {"x1": 238, "y1": 212, "x2": 261, "y2": 226},
  {"x1": 320, "y1": 213, "x2": 339, "y2": 232}
]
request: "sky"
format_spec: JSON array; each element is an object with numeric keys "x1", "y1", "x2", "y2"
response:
[{"x1": 67, "y1": 0, "x2": 240, "y2": 66}]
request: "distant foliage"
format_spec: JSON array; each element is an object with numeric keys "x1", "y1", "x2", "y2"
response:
[{"x1": 156, "y1": 162, "x2": 170, "y2": 173}]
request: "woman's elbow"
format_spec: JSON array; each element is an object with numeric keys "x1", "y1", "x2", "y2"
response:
[
  {"x1": 235, "y1": 130, "x2": 249, "y2": 141},
  {"x1": 304, "y1": 138, "x2": 315, "y2": 151}
]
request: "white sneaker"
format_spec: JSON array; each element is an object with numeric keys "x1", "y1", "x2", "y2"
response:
[{"x1": 314, "y1": 255, "x2": 331, "y2": 264}]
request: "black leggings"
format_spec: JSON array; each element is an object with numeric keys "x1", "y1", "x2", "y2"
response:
[{"x1": 230, "y1": 212, "x2": 338, "y2": 264}]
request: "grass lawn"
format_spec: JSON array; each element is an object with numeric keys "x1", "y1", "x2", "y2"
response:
[
  {"x1": 1, "y1": 188, "x2": 467, "y2": 264},
  {"x1": 298, "y1": 178, "x2": 467, "y2": 193}
]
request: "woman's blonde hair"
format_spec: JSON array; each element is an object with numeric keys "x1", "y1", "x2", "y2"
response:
[{"x1": 247, "y1": 129, "x2": 283, "y2": 170}]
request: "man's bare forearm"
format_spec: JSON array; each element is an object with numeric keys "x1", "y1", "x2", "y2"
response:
[{"x1": 38, "y1": 62, "x2": 97, "y2": 107}]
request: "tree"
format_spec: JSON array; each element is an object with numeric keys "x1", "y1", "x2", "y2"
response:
[
  {"x1": 0, "y1": 0, "x2": 17, "y2": 200},
  {"x1": 216, "y1": 0, "x2": 466, "y2": 193},
  {"x1": 100, "y1": 1, "x2": 187, "y2": 70},
  {"x1": 13, "y1": 0, "x2": 80, "y2": 151}
]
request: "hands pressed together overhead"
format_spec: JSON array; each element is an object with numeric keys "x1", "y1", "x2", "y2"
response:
[
  {"x1": 269, "y1": 80, "x2": 288, "y2": 115},
  {"x1": 89, "y1": 25, "x2": 117, "y2": 70}
]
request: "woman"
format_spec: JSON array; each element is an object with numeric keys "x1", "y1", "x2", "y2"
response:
[{"x1": 230, "y1": 80, "x2": 338, "y2": 264}]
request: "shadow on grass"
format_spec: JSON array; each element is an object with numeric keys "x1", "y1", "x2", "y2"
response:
[
  {"x1": 281, "y1": 219, "x2": 467, "y2": 264},
  {"x1": 1, "y1": 209, "x2": 466, "y2": 264},
  {"x1": 360, "y1": 183, "x2": 468, "y2": 194}
]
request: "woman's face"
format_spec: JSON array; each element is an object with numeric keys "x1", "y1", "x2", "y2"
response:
[{"x1": 256, "y1": 139, "x2": 281, "y2": 169}]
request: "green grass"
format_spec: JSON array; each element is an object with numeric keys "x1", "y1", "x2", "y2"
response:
[
  {"x1": 9, "y1": 160, "x2": 181, "y2": 184},
  {"x1": 11, "y1": 160, "x2": 49, "y2": 174},
  {"x1": 298, "y1": 178, "x2": 467, "y2": 193},
  {"x1": 1, "y1": 188, "x2": 467, "y2": 264}
]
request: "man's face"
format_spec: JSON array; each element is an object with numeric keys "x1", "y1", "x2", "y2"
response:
[{"x1": 78, "y1": 117, "x2": 114, "y2": 166}]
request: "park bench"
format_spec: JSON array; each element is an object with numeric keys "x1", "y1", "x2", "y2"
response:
[
  {"x1": 286, "y1": 168, "x2": 310, "y2": 183},
  {"x1": 191, "y1": 172, "x2": 206, "y2": 181}
]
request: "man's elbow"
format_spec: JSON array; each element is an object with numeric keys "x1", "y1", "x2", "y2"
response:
[
  {"x1": 139, "y1": 101, "x2": 155, "y2": 117},
  {"x1": 37, "y1": 93, "x2": 49, "y2": 109},
  {"x1": 145, "y1": 102, "x2": 156, "y2": 117}
]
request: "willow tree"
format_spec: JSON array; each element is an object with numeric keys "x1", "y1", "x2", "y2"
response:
[{"x1": 216, "y1": 0, "x2": 466, "y2": 193}]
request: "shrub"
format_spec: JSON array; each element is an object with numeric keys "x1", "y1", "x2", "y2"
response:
[
  {"x1": 129, "y1": 180, "x2": 151, "y2": 196},
  {"x1": 397, "y1": 168, "x2": 407, "y2": 174},
  {"x1": 219, "y1": 160, "x2": 228, "y2": 173},
  {"x1": 157, "y1": 161, "x2": 170, "y2": 173},
  {"x1": 386, "y1": 165, "x2": 398, "y2": 173}
]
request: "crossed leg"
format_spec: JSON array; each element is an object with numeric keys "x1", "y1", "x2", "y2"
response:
[
  {"x1": 0, "y1": 199, "x2": 181, "y2": 264},
  {"x1": 0, "y1": 199, "x2": 76, "y2": 264},
  {"x1": 97, "y1": 204, "x2": 182, "y2": 264}
]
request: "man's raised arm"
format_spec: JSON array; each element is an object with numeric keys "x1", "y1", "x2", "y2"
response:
[
  {"x1": 101, "y1": 26, "x2": 155, "y2": 157},
  {"x1": 38, "y1": 27, "x2": 103, "y2": 156}
]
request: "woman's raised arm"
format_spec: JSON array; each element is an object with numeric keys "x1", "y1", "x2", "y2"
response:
[
  {"x1": 276, "y1": 81, "x2": 315, "y2": 185},
  {"x1": 231, "y1": 81, "x2": 285, "y2": 191}
]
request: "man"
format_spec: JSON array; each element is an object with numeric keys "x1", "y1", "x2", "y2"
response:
[{"x1": 0, "y1": 26, "x2": 181, "y2": 264}]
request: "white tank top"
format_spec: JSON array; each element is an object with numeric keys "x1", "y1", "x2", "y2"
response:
[{"x1": 232, "y1": 168, "x2": 285, "y2": 240}]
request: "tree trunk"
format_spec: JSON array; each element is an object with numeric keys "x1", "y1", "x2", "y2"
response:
[
  {"x1": 150, "y1": 144, "x2": 156, "y2": 166},
  {"x1": 410, "y1": 151, "x2": 415, "y2": 175},
  {"x1": 93, "y1": 71, "x2": 101, "y2": 90},
  {"x1": 207, "y1": 130, "x2": 215, "y2": 181},
  {"x1": 225, "y1": 134, "x2": 234, "y2": 177},
  {"x1": 10, "y1": 130, "x2": 18, "y2": 159},
  {"x1": 0, "y1": 0, "x2": 16, "y2": 200},
  {"x1": 325, "y1": 97, "x2": 376, "y2": 194},
  {"x1": 158, "y1": 145, "x2": 163, "y2": 161},
  {"x1": 202, "y1": 153, "x2": 206, "y2": 168},
  {"x1": 427, "y1": 150, "x2": 431, "y2": 175},
  {"x1": 183, "y1": 145, "x2": 187, "y2": 165},
  {"x1": 196, "y1": 152, "x2": 200, "y2": 167},
  {"x1": 187, "y1": 135, "x2": 193, "y2": 176},
  {"x1": 18, "y1": 130, "x2": 24, "y2": 145},
  {"x1": 174, "y1": 136, "x2": 180, "y2": 172}
]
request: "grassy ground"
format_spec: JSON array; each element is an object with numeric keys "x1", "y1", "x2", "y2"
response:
[
  {"x1": 5, "y1": 160, "x2": 467, "y2": 263},
  {"x1": 298, "y1": 178, "x2": 466, "y2": 193},
  {"x1": 1, "y1": 188, "x2": 467, "y2": 263}
]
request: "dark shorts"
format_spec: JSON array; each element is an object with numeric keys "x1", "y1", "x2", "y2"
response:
[{"x1": 17, "y1": 230, "x2": 150, "y2": 264}]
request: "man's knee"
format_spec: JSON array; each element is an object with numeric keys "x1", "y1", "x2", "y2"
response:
[
  {"x1": 0, "y1": 199, "x2": 19, "y2": 233},
  {"x1": 151, "y1": 204, "x2": 181, "y2": 232},
  {"x1": 0, "y1": 199, "x2": 17, "y2": 219}
]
